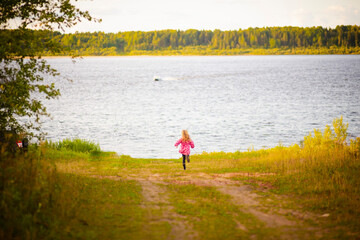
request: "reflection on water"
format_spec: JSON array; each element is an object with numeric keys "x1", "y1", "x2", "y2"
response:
[{"x1": 43, "y1": 55, "x2": 360, "y2": 158}]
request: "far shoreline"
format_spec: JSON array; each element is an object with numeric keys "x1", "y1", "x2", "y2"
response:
[{"x1": 41, "y1": 53, "x2": 360, "y2": 58}]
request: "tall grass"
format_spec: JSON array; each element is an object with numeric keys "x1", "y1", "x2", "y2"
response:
[
  {"x1": 45, "y1": 138, "x2": 100, "y2": 153},
  {"x1": 0, "y1": 146, "x2": 61, "y2": 239},
  {"x1": 1, "y1": 118, "x2": 359, "y2": 237},
  {"x1": 269, "y1": 117, "x2": 360, "y2": 231},
  {"x1": 0, "y1": 138, "x2": 149, "y2": 239},
  {"x1": 192, "y1": 117, "x2": 360, "y2": 232},
  {"x1": 0, "y1": 139, "x2": 102, "y2": 239}
]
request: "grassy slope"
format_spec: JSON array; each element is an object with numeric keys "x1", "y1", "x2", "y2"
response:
[
  {"x1": 50, "y1": 137, "x2": 359, "y2": 239},
  {"x1": 2, "y1": 118, "x2": 359, "y2": 239}
]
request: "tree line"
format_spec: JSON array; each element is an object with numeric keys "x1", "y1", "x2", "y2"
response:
[{"x1": 2, "y1": 25, "x2": 359, "y2": 55}]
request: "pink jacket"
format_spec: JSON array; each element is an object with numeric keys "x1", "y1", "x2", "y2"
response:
[{"x1": 175, "y1": 138, "x2": 195, "y2": 155}]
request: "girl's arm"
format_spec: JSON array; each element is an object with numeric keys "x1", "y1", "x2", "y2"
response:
[
  {"x1": 175, "y1": 139, "x2": 182, "y2": 147},
  {"x1": 190, "y1": 140, "x2": 195, "y2": 148}
]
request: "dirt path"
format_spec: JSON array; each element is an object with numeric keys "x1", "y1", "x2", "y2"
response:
[
  {"x1": 58, "y1": 160, "x2": 326, "y2": 239},
  {"x1": 138, "y1": 179, "x2": 197, "y2": 240},
  {"x1": 136, "y1": 172, "x2": 325, "y2": 239},
  {"x1": 88, "y1": 173, "x2": 197, "y2": 240}
]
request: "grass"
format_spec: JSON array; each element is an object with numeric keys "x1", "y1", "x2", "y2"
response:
[
  {"x1": 45, "y1": 138, "x2": 101, "y2": 153},
  {"x1": 0, "y1": 142, "x2": 147, "y2": 239},
  {"x1": 0, "y1": 149, "x2": 59, "y2": 239},
  {"x1": 1, "y1": 117, "x2": 359, "y2": 239},
  {"x1": 188, "y1": 117, "x2": 360, "y2": 235},
  {"x1": 53, "y1": 174, "x2": 145, "y2": 240},
  {"x1": 165, "y1": 183, "x2": 265, "y2": 239}
]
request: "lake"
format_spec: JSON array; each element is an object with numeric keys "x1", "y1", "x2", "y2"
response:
[{"x1": 43, "y1": 55, "x2": 360, "y2": 158}]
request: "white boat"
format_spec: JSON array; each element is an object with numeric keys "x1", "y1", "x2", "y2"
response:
[{"x1": 154, "y1": 76, "x2": 178, "y2": 81}]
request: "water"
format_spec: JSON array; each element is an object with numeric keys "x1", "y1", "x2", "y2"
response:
[{"x1": 42, "y1": 55, "x2": 360, "y2": 158}]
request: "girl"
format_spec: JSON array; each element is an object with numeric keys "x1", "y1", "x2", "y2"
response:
[{"x1": 175, "y1": 130, "x2": 195, "y2": 170}]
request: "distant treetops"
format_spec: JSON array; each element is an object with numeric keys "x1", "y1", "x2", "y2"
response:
[{"x1": 2, "y1": 25, "x2": 358, "y2": 55}]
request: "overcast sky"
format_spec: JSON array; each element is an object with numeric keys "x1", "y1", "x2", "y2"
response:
[{"x1": 68, "y1": 0, "x2": 360, "y2": 33}]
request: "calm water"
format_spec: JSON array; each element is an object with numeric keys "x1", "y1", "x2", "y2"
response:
[{"x1": 43, "y1": 55, "x2": 360, "y2": 158}]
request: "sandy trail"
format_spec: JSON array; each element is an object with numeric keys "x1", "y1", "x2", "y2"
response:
[
  {"x1": 139, "y1": 179, "x2": 197, "y2": 240},
  {"x1": 135, "y1": 171, "x2": 324, "y2": 239},
  {"x1": 58, "y1": 161, "x2": 324, "y2": 239},
  {"x1": 89, "y1": 172, "x2": 197, "y2": 240}
]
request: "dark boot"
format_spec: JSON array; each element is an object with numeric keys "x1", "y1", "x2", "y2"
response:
[{"x1": 183, "y1": 164, "x2": 186, "y2": 170}]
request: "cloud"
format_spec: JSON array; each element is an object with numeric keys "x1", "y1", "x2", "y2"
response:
[
  {"x1": 321, "y1": 4, "x2": 359, "y2": 27},
  {"x1": 67, "y1": 0, "x2": 360, "y2": 33},
  {"x1": 290, "y1": 8, "x2": 315, "y2": 27},
  {"x1": 214, "y1": 0, "x2": 262, "y2": 3},
  {"x1": 327, "y1": 5, "x2": 346, "y2": 12},
  {"x1": 73, "y1": 0, "x2": 123, "y2": 17}
]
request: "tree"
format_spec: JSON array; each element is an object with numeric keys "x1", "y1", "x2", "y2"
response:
[{"x1": 0, "y1": 0, "x2": 98, "y2": 141}]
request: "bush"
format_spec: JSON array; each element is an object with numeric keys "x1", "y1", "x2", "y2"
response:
[{"x1": 0, "y1": 147, "x2": 59, "y2": 238}]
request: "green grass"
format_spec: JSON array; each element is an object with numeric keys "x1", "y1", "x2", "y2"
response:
[
  {"x1": 188, "y1": 117, "x2": 360, "y2": 235},
  {"x1": 47, "y1": 121, "x2": 360, "y2": 236},
  {"x1": 51, "y1": 174, "x2": 145, "y2": 240},
  {"x1": 0, "y1": 141, "x2": 147, "y2": 239},
  {"x1": 45, "y1": 138, "x2": 101, "y2": 153},
  {"x1": 165, "y1": 183, "x2": 264, "y2": 239},
  {"x1": 0, "y1": 150, "x2": 59, "y2": 239},
  {"x1": 1, "y1": 117, "x2": 360, "y2": 239}
]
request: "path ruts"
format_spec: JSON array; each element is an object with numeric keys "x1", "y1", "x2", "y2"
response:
[
  {"x1": 57, "y1": 161, "x2": 327, "y2": 240},
  {"x1": 138, "y1": 179, "x2": 197, "y2": 240}
]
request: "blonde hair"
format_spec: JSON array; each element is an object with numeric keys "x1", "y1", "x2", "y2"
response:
[{"x1": 181, "y1": 130, "x2": 191, "y2": 142}]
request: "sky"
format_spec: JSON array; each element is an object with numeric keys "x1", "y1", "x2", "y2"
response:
[{"x1": 68, "y1": 0, "x2": 360, "y2": 33}]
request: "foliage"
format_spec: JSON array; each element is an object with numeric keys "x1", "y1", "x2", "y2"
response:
[
  {"x1": 194, "y1": 117, "x2": 360, "y2": 232},
  {"x1": 0, "y1": 1, "x2": 100, "y2": 238},
  {"x1": 0, "y1": 147, "x2": 60, "y2": 239},
  {"x1": 123, "y1": 46, "x2": 360, "y2": 56},
  {"x1": 0, "y1": 58, "x2": 61, "y2": 139},
  {"x1": 0, "y1": 0, "x2": 97, "y2": 140},
  {"x1": 46, "y1": 138, "x2": 101, "y2": 153},
  {"x1": 0, "y1": 0, "x2": 94, "y2": 31},
  {"x1": 22, "y1": 25, "x2": 360, "y2": 55},
  {"x1": 1, "y1": 117, "x2": 356, "y2": 238},
  {"x1": 0, "y1": 143, "x2": 145, "y2": 239},
  {"x1": 45, "y1": 117, "x2": 359, "y2": 237}
]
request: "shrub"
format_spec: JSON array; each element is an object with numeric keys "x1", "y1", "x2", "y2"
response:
[{"x1": 0, "y1": 147, "x2": 59, "y2": 238}]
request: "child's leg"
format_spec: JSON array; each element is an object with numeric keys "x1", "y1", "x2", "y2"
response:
[
  {"x1": 182, "y1": 154, "x2": 186, "y2": 170},
  {"x1": 187, "y1": 155, "x2": 190, "y2": 163}
]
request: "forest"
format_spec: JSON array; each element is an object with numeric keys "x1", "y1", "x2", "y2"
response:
[{"x1": 1, "y1": 25, "x2": 360, "y2": 55}]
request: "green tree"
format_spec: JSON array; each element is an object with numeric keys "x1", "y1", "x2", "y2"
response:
[
  {"x1": 6, "y1": 25, "x2": 360, "y2": 56},
  {"x1": 0, "y1": 0, "x2": 97, "y2": 141},
  {"x1": 269, "y1": 38, "x2": 277, "y2": 48}
]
